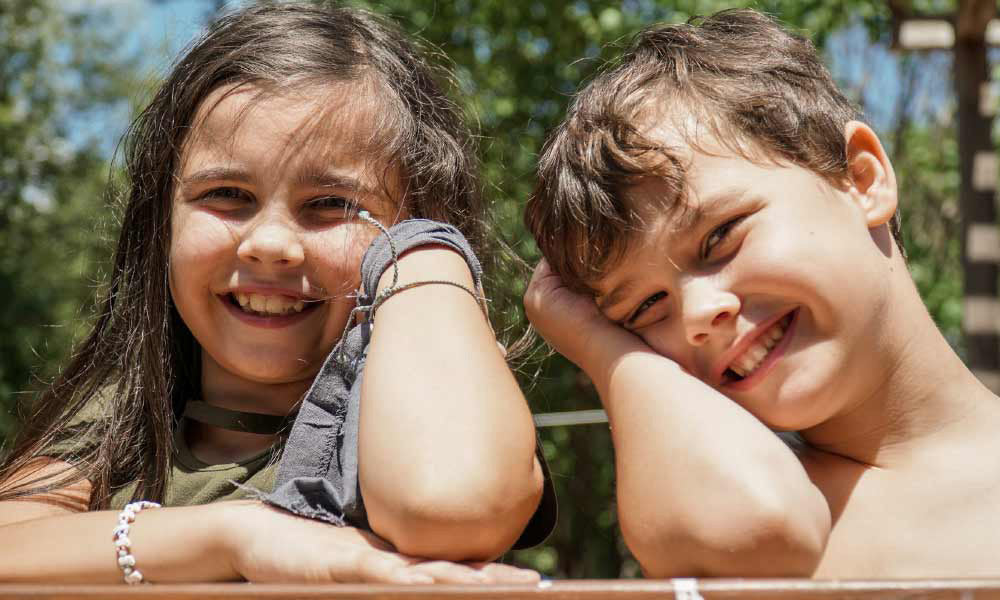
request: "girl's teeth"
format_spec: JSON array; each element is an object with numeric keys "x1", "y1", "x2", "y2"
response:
[{"x1": 234, "y1": 292, "x2": 307, "y2": 316}]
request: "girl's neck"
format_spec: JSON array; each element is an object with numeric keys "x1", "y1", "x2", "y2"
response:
[
  {"x1": 186, "y1": 354, "x2": 312, "y2": 465},
  {"x1": 800, "y1": 275, "x2": 999, "y2": 469},
  {"x1": 199, "y1": 356, "x2": 311, "y2": 416}
]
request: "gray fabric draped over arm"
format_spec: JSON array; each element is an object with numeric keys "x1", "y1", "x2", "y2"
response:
[{"x1": 265, "y1": 219, "x2": 556, "y2": 548}]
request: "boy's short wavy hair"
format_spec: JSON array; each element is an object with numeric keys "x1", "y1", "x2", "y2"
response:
[{"x1": 526, "y1": 9, "x2": 902, "y2": 293}]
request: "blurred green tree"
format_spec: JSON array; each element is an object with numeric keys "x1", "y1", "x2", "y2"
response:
[
  {"x1": 344, "y1": 0, "x2": 963, "y2": 577},
  {"x1": 0, "y1": 0, "x2": 132, "y2": 440},
  {"x1": 0, "y1": 0, "x2": 965, "y2": 579}
]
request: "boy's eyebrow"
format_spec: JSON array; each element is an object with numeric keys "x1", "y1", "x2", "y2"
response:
[{"x1": 597, "y1": 279, "x2": 638, "y2": 315}]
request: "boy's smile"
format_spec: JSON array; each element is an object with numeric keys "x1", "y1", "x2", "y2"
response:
[{"x1": 592, "y1": 126, "x2": 899, "y2": 431}]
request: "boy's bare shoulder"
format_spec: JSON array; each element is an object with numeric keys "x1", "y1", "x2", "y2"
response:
[{"x1": 796, "y1": 435, "x2": 1000, "y2": 577}]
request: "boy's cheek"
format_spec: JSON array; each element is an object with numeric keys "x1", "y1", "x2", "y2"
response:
[{"x1": 635, "y1": 329, "x2": 697, "y2": 375}]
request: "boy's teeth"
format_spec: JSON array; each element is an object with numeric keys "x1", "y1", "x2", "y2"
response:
[
  {"x1": 234, "y1": 292, "x2": 307, "y2": 316},
  {"x1": 727, "y1": 316, "x2": 790, "y2": 380}
]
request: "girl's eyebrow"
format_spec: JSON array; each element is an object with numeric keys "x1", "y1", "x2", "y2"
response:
[
  {"x1": 182, "y1": 167, "x2": 255, "y2": 185},
  {"x1": 295, "y1": 170, "x2": 370, "y2": 194},
  {"x1": 179, "y1": 167, "x2": 373, "y2": 196}
]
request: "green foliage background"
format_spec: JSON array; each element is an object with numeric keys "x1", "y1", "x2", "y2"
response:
[{"x1": 0, "y1": 0, "x2": 963, "y2": 577}]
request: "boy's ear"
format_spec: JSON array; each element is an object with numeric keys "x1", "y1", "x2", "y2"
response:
[{"x1": 844, "y1": 121, "x2": 898, "y2": 228}]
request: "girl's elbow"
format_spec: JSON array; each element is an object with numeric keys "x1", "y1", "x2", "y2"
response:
[{"x1": 368, "y1": 470, "x2": 544, "y2": 561}]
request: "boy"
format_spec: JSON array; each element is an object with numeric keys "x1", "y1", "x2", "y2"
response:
[{"x1": 525, "y1": 9, "x2": 1000, "y2": 577}]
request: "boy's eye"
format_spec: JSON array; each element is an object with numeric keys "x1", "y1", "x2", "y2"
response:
[
  {"x1": 701, "y1": 216, "x2": 745, "y2": 259},
  {"x1": 627, "y1": 291, "x2": 667, "y2": 327}
]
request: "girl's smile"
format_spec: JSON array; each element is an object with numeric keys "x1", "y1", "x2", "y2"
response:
[{"x1": 169, "y1": 83, "x2": 401, "y2": 393}]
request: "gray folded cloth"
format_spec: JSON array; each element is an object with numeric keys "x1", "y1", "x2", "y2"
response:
[{"x1": 265, "y1": 219, "x2": 556, "y2": 549}]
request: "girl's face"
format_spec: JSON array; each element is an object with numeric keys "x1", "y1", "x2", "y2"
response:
[{"x1": 169, "y1": 84, "x2": 402, "y2": 388}]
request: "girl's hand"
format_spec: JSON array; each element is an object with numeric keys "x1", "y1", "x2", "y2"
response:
[
  {"x1": 227, "y1": 502, "x2": 539, "y2": 584},
  {"x1": 524, "y1": 259, "x2": 632, "y2": 369}
]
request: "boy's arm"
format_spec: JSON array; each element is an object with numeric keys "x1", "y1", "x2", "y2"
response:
[
  {"x1": 525, "y1": 260, "x2": 830, "y2": 577},
  {"x1": 359, "y1": 245, "x2": 544, "y2": 562}
]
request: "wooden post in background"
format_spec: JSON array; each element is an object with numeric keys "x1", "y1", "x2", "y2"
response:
[{"x1": 891, "y1": 0, "x2": 1000, "y2": 391}]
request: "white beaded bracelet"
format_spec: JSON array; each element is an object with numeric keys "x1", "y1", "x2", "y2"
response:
[{"x1": 112, "y1": 500, "x2": 161, "y2": 585}]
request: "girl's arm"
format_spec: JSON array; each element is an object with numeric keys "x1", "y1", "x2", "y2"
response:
[
  {"x1": 0, "y1": 461, "x2": 536, "y2": 583},
  {"x1": 525, "y1": 260, "x2": 830, "y2": 577},
  {"x1": 360, "y1": 245, "x2": 545, "y2": 561}
]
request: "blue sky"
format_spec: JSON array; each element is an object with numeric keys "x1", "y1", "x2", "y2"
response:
[{"x1": 61, "y1": 0, "x2": 953, "y2": 158}]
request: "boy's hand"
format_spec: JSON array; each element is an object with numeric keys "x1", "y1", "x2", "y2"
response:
[{"x1": 524, "y1": 259, "x2": 632, "y2": 370}]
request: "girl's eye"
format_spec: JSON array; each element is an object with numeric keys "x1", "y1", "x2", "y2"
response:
[
  {"x1": 306, "y1": 195, "x2": 351, "y2": 211},
  {"x1": 627, "y1": 291, "x2": 667, "y2": 326},
  {"x1": 196, "y1": 187, "x2": 253, "y2": 209},
  {"x1": 701, "y1": 216, "x2": 745, "y2": 259}
]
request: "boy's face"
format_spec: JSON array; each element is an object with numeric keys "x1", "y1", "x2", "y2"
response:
[{"x1": 591, "y1": 128, "x2": 897, "y2": 431}]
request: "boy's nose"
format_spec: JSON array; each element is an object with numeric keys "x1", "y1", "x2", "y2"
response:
[
  {"x1": 681, "y1": 279, "x2": 739, "y2": 346},
  {"x1": 237, "y1": 218, "x2": 305, "y2": 268}
]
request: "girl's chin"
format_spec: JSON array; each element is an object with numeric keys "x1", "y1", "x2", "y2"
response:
[{"x1": 216, "y1": 356, "x2": 324, "y2": 385}]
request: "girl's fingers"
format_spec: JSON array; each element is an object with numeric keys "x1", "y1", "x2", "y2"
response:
[
  {"x1": 407, "y1": 560, "x2": 493, "y2": 584},
  {"x1": 351, "y1": 549, "x2": 428, "y2": 584},
  {"x1": 470, "y1": 561, "x2": 541, "y2": 583}
]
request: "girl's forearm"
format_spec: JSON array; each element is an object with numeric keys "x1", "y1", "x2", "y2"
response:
[
  {"x1": 0, "y1": 502, "x2": 240, "y2": 583},
  {"x1": 359, "y1": 246, "x2": 542, "y2": 560},
  {"x1": 588, "y1": 336, "x2": 830, "y2": 577}
]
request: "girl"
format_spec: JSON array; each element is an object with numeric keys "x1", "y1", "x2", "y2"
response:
[{"x1": 0, "y1": 3, "x2": 550, "y2": 584}]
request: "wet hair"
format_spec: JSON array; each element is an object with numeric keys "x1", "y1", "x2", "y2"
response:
[
  {"x1": 526, "y1": 8, "x2": 903, "y2": 293},
  {"x1": 0, "y1": 2, "x2": 485, "y2": 508}
]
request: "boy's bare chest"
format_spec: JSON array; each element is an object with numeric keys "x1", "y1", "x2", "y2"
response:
[{"x1": 804, "y1": 450, "x2": 1000, "y2": 578}]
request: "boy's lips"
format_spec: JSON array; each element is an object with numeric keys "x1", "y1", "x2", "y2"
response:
[{"x1": 713, "y1": 308, "x2": 799, "y2": 389}]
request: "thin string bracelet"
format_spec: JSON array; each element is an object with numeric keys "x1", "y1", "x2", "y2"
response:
[
  {"x1": 112, "y1": 500, "x2": 160, "y2": 584},
  {"x1": 369, "y1": 279, "x2": 488, "y2": 320}
]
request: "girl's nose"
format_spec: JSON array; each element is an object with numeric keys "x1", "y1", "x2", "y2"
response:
[
  {"x1": 237, "y1": 218, "x2": 305, "y2": 268},
  {"x1": 681, "y1": 278, "x2": 739, "y2": 346}
]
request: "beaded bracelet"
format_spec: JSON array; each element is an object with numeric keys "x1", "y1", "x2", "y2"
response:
[{"x1": 112, "y1": 500, "x2": 161, "y2": 585}]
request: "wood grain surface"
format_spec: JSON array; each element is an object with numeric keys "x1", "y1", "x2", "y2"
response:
[{"x1": 1, "y1": 579, "x2": 1000, "y2": 599}]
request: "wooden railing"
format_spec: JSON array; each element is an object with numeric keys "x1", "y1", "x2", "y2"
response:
[{"x1": 2, "y1": 579, "x2": 1000, "y2": 599}]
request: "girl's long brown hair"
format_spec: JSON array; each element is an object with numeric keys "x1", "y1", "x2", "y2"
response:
[{"x1": 0, "y1": 2, "x2": 486, "y2": 508}]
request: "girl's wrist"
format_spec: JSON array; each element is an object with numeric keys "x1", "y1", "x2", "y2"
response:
[
  {"x1": 375, "y1": 245, "x2": 474, "y2": 294},
  {"x1": 216, "y1": 500, "x2": 267, "y2": 580}
]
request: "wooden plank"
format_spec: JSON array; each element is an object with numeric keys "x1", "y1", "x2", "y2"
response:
[
  {"x1": 1, "y1": 580, "x2": 1000, "y2": 600},
  {"x1": 898, "y1": 19, "x2": 954, "y2": 49},
  {"x1": 966, "y1": 223, "x2": 1000, "y2": 262}
]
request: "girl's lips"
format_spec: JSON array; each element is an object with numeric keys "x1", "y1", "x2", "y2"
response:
[
  {"x1": 219, "y1": 293, "x2": 322, "y2": 329},
  {"x1": 720, "y1": 308, "x2": 799, "y2": 392}
]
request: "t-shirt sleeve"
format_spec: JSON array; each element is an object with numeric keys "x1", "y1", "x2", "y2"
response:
[
  {"x1": 39, "y1": 393, "x2": 112, "y2": 462},
  {"x1": 511, "y1": 438, "x2": 558, "y2": 549}
]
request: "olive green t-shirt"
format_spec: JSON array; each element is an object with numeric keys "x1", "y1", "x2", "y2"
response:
[
  {"x1": 107, "y1": 420, "x2": 280, "y2": 509},
  {"x1": 44, "y1": 400, "x2": 280, "y2": 510}
]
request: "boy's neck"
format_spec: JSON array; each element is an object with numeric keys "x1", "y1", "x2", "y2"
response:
[{"x1": 799, "y1": 262, "x2": 999, "y2": 469}]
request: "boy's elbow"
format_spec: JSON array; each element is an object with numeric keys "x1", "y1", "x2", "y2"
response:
[
  {"x1": 621, "y1": 494, "x2": 828, "y2": 577},
  {"x1": 367, "y1": 466, "x2": 544, "y2": 561}
]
